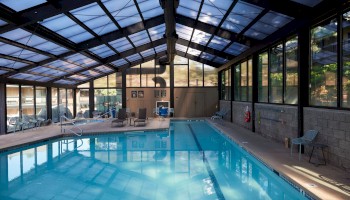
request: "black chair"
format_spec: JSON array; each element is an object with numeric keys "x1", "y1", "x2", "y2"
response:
[
  {"x1": 111, "y1": 108, "x2": 127, "y2": 127},
  {"x1": 134, "y1": 108, "x2": 147, "y2": 126}
]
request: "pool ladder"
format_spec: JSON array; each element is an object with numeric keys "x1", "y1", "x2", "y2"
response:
[{"x1": 60, "y1": 116, "x2": 83, "y2": 136}]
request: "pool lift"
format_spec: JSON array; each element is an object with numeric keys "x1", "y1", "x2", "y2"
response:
[{"x1": 60, "y1": 116, "x2": 83, "y2": 136}]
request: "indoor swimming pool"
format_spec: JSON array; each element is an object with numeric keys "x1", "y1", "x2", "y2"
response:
[{"x1": 0, "y1": 120, "x2": 309, "y2": 200}]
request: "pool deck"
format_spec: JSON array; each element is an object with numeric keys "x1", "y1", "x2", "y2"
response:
[{"x1": 0, "y1": 117, "x2": 349, "y2": 200}]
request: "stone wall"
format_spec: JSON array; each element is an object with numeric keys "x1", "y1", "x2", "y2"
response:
[
  {"x1": 254, "y1": 103, "x2": 298, "y2": 143},
  {"x1": 304, "y1": 107, "x2": 350, "y2": 172},
  {"x1": 219, "y1": 100, "x2": 231, "y2": 121},
  {"x1": 231, "y1": 101, "x2": 252, "y2": 130}
]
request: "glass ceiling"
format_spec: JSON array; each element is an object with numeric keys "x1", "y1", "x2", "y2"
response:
[{"x1": 0, "y1": 0, "x2": 320, "y2": 86}]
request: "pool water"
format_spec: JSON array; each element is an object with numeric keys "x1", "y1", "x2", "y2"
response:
[{"x1": 0, "y1": 120, "x2": 308, "y2": 200}]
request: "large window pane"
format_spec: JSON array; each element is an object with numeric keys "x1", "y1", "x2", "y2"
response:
[
  {"x1": 126, "y1": 65, "x2": 141, "y2": 87},
  {"x1": 116, "y1": 72, "x2": 122, "y2": 88},
  {"x1": 141, "y1": 60, "x2": 155, "y2": 87},
  {"x1": 270, "y1": 44, "x2": 283, "y2": 103},
  {"x1": 204, "y1": 64, "x2": 218, "y2": 86},
  {"x1": 94, "y1": 89, "x2": 109, "y2": 113},
  {"x1": 221, "y1": 68, "x2": 231, "y2": 100},
  {"x1": 310, "y1": 19, "x2": 337, "y2": 106},
  {"x1": 67, "y1": 89, "x2": 74, "y2": 118},
  {"x1": 174, "y1": 65, "x2": 188, "y2": 87},
  {"x1": 6, "y1": 84, "x2": 19, "y2": 132},
  {"x1": 156, "y1": 64, "x2": 170, "y2": 87},
  {"x1": 21, "y1": 86, "x2": 34, "y2": 121},
  {"x1": 36, "y1": 87, "x2": 47, "y2": 120},
  {"x1": 189, "y1": 60, "x2": 203, "y2": 87},
  {"x1": 76, "y1": 89, "x2": 89, "y2": 118},
  {"x1": 258, "y1": 52, "x2": 268, "y2": 102},
  {"x1": 108, "y1": 73, "x2": 117, "y2": 88},
  {"x1": 234, "y1": 64, "x2": 241, "y2": 101},
  {"x1": 94, "y1": 76, "x2": 107, "y2": 88},
  {"x1": 78, "y1": 82, "x2": 90, "y2": 88},
  {"x1": 248, "y1": 59, "x2": 253, "y2": 101},
  {"x1": 59, "y1": 88, "x2": 69, "y2": 118},
  {"x1": 285, "y1": 36, "x2": 298, "y2": 104},
  {"x1": 241, "y1": 61, "x2": 248, "y2": 101},
  {"x1": 174, "y1": 55, "x2": 188, "y2": 64},
  {"x1": 51, "y1": 88, "x2": 58, "y2": 122},
  {"x1": 343, "y1": 11, "x2": 350, "y2": 108}
]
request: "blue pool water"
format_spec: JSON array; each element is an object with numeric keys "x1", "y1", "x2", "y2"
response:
[{"x1": 0, "y1": 120, "x2": 308, "y2": 200}]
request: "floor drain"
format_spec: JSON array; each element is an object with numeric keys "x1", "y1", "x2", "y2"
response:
[{"x1": 307, "y1": 183, "x2": 317, "y2": 187}]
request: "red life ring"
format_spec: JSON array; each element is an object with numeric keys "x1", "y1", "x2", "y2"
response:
[{"x1": 244, "y1": 111, "x2": 251, "y2": 122}]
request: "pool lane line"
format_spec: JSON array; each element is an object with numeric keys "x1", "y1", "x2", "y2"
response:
[{"x1": 187, "y1": 124, "x2": 225, "y2": 200}]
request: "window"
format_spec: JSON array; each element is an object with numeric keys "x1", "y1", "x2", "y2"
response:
[
  {"x1": 221, "y1": 68, "x2": 231, "y2": 100},
  {"x1": 174, "y1": 65, "x2": 188, "y2": 87},
  {"x1": 310, "y1": 18, "x2": 338, "y2": 107},
  {"x1": 258, "y1": 52, "x2": 269, "y2": 102},
  {"x1": 156, "y1": 64, "x2": 170, "y2": 87},
  {"x1": 141, "y1": 60, "x2": 155, "y2": 87},
  {"x1": 76, "y1": 89, "x2": 89, "y2": 117},
  {"x1": 270, "y1": 44, "x2": 283, "y2": 103},
  {"x1": 36, "y1": 87, "x2": 47, "y2": 120},
  {"x1": 234, "y1": 64, "x2": 241, "y2": 101},
  {"x1": 343, "y1": 11, "x2": 350, "y2": 108},
  {"x1": 21, "y1": 86, "x2": 34, "y2": 119},
  {"x1": 6, "y1": 84, "x2": 19, "y2": 132},
  {"x1": 204, "y1": 64, "x2": 218, "y2": 86},
  {"x1": 233, "y1": 59, "x2": 252, "y2": 102},
  {"x1": 189, "y1": 60, "x2": 203, "y2": 87},
  {"x1": 285, "y1": 36, "x2": 298, "y2": 104},
  {"x1": 126, "y1": 65, "x2": 141, "y2": 87},
  {"x1": 94, "y1": 76, "x2": 107, "y2": 88}
]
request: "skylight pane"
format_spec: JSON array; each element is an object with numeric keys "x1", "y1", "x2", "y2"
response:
[
  {"x1": 0, "y1": 58, "x2": 27, "y2": 69},
  {"x1": 187, "y1": 47, "x2": 201, "y2": 56},
  {"x1": 126, "y1": 53, "x2": 142, "y2": 62},
  {"x1": 0, "y1": 70, "x2": 7, "y2": 75},
  {"x1": 1, "y1": 29, "x2": 70, "y2": 55},
  {"x1": 102, "y1": 0, "x2": 142, "y2": 27},
  {"x1": 244, "y1": 29, "x2": 268, "y2": 40},
  {"x1": 71, "y1": 2, "x2": 118, "y2": 36},
  {"x1": 259, "y1": 11, "x2": 293, "y2": 29},
  {"x1": 191, "y1": 29, "x2": 212, "y2": 46},
  {"x1": 36, "y1": 77, "x2": 53, "y2": 82},
  {"x1": 290, "y1": 0, "x2": 322, "y2": 7},
  {"x1": 111, "y1": 59, "x2": 128, "y2": 67},
  {"x1": 55, "y1": 80, "x2": 77, "y2": 85},
  {"x1": 129, "y1": 30, "x2": 151, "y2": 47},
  {"x1": 176, "y1": 24, "x2": 193, "y2": 41},
  {"x1": 200, "y1": 52, "x2": 215, "y2": 60},
  {"x1": 70, "y1": 74, "x2": 88, "y2": 81},
  {"x1": 0, "y1": 0, "x2": 46, "y2": 12},
  {"x1": 154, "y1": 44, "x2": 167, "y2": 53},
  {"x1": 137, "y1": 0, "x2": 164, "y2": 20},
  {"x1": 0, "y1": 19, "x2": 7, "y2": 26},
  {"x1": 140, "y1": 49, "x2": 155, "y2": 58},
  {"x1": 64, "y1": 54, "x2": 98, "y2": 67},
  {"x1": 95, "y1": 65, "x2": 113, "y2": 73},
  {"x1": 178, "y1": 0, "x2": 200, "y2": 19},
  {"x1": 0, "y1": 42, "x2": 49, "y2": 62},
  {"x1": 221, "y1": 1, "x2": 263, "y2": 33},
  {"x1": 109, "y1": 37, "x2": 133, "y2": 52},
  {"x1": 89, "y1": 45, "x2": 115, "y2": 58},
  {"x1": 175, "y1": 44, "x2": 188, "y2": 52},
  {"x1": 148, "y1": 24, "x2": 166, "y2": 41},
  {"x1": 45, "y1": 60, "x2": 82, "y2": 72},
  {"x1": 81, "y1": 70, "x2": 100, "y2": 77},
  {"x1": 41, "y1": 14, "x2": 94, "y2": 43},
  {"x1": 213, "y1": 56, "x2": 228, "y2": 64},
  {"x1": 207, "y1": 36, "x2": 231, "y2": 51},
  {"x1": 198, "y1": 0, "x2": 234, "y2": 26},
  {"x1": 225, "y1": 42, "x2": 249, "y2": 55}
]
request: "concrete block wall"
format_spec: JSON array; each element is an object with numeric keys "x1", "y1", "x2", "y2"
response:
[
  {"x1": 231, "y1": 101, "x2": 252, "y2": 130},
  {"x1": 304, "y1": 107, "x2": 350, "y2": 172},
  {"x1": 254, "y1": 103, "x2": 298, "y2": 144},
  {"x1": 219, "y1": 100, "x2": 231, "y2": 121}
]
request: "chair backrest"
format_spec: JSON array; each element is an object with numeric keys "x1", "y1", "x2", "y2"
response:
[
  {"x1": 159, "y1": 107, "x2": 168, "y2": 117},
  {"x1": 118, "y1": 108, "x2": 127, "y2": 120},
  {"x1": 302, "y1": 130, "x2": 319, "y2": 142},
  {"x1": 138, "y1": 108, "x2": 147, "y2": 119}
]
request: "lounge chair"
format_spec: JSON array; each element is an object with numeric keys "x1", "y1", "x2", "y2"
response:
[
  {"x1": 211, "y1": 108, "x2": 228, "y2": 119},
  {"x1": 111, "y1": 108, "x2": 127, "y2": 127},
  {"x1": 134, "y1": 108, "x2": 147, "y2": 127},
  {"x1": 291, "y1": 130, "x2": 319, "y2": 161}
]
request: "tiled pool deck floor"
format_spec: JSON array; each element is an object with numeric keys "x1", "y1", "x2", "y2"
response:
[{"x1": 0, "y1": 118, "x2": 349, "y2": 200}]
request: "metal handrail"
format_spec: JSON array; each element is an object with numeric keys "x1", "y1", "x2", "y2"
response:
[
  {"x1": 60, "y1": 116, "x2": 83, "y2": 136},
  {"x1": 95, "y1": 111, "x2": 110, "y2": 118}
]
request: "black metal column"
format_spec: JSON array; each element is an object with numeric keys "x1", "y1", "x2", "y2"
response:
[
  {"x1": 252, "y1": 54, "x2": 259, "y2": 132},
  {"x1": 122, "y1": 70, "x2": 127, "y2": 108},
  {"x1": 89, "y1": 81, "x2": 94, "y2": 118},
  {"x1": 298, "y1": 27, "x2": 310, "y2": 138},
  {"x1": 0, "y1": 83, "x2": 6, "y2": 134},
  {"x1": 170, "y1": 62, "x2": 174, "y2": 109},
  {"x1": 73, "y1": 88, "x2": 77, "y2": 118},
  {"x1": 47, "y1": 87, "x2": 52, "y2": 120}
]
